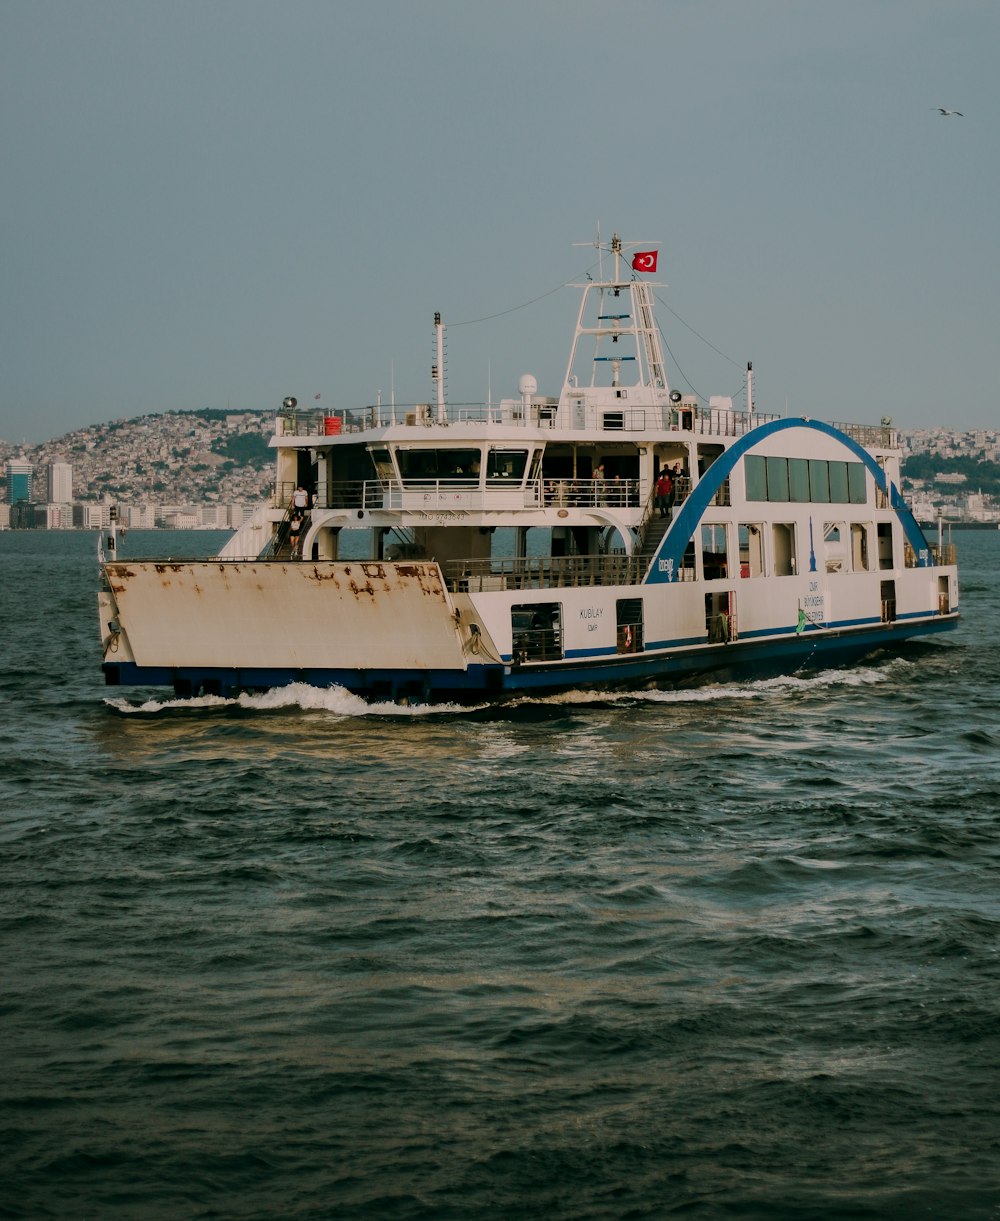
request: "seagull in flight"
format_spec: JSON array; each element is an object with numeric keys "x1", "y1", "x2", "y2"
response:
[{"x1": 935, "y1": 108, "x2": 963, "y2": 116}]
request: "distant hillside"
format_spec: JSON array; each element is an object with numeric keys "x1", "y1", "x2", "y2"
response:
[
  {"x1": 0, "y1": 409, "x2": 273, "y2": 505},
  {"x1": 902, "y1": 452, "x2": 1000, "y2": 496}
]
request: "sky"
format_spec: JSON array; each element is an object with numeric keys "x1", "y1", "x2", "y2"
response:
[{"x1": 2, "y1": 0, "x2": 997, "y2": 445}]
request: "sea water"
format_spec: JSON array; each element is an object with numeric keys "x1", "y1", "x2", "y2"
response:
[{"x1": 1, "y1": 529, "x2": 999, "y2": 1219}]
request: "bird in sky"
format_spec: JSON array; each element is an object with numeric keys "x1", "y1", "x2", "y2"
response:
[{"x1": 935, "y1": 108, "x2": 963, "y2": 116}]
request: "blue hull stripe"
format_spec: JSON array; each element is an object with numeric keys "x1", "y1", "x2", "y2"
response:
[{"x1": 103, "y1": 616, "x2": 958, "y2": 702}]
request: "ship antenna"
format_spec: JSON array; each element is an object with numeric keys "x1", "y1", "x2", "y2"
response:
[
  {"x1": 390, "y1": 359, "x2": 397, "y2": 425},
  {"x1": 434, "y1": 311, "x2": 446, "y2": 423},
  {"x1": 611, "y1": 231, "x2": 622, "y2": 282}
]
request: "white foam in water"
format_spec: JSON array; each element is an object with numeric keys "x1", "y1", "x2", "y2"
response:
[
  {"x1": 104, "y1": 693, "x2": 233, "y2": 714},
  {"x1": 105, "y1": 660, "x2": 906, "y2": 717},
  {"x1": 105, "y1": 681, "x2": 479, "y2": 718},
  {"x1": 526, "y1": 661, "x2": 900, "y2": 707}
]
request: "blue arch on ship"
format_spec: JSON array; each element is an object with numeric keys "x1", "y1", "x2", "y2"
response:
[{"x1": 645, "y1": 417, "x2": 932, "y2": 584}]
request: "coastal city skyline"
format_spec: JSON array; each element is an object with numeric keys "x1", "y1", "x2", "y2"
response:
[
  {"x1": 3, "y1": 2, "x2": 998, "y2": 445},
  {"x1": 3, "y1": 409, "x2": 999, "y2": 529}
]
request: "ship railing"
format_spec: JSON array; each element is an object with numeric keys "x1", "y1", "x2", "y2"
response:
[
  {"x1": 710, "y1": 477, "x2": 731, "y2": 507},
  {"x1": 542, "y1": 477, "x2": 641, "y2": 508},
  {"x1": 274, "y1": 405, "x2": 893, "y2": 444},
  {"x1": 903, "y1": 541, "x2": 958, "y2": 568},
  {"x1": 277, "y1": 478, "x2": 645, "y2": 512},
  {"x1": 634, "y1": 483, "x2": 661, "y2": 544},
  {"x1": 830, "y1": 421, "x2": 897, "y2": 448},
  {"x1": 443, "y1": 553, "x2": 647, "y2": 593},
  {"x1": 274, "y1": 403, "x2": 789, "y2": 438}
]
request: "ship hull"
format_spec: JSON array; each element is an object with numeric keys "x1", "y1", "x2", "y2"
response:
[{"x1": 100, "y1": 556, "x2": 958, "y2": 703}]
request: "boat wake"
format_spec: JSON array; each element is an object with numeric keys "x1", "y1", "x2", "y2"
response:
[
  {"x1": 103, "y1": 682, "x2": 482, "y2": 718},
  {"x1": 104, "y1": 660, "x2": 907, "y2": 718}
]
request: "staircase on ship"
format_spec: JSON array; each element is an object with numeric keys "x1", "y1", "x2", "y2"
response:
[{"x1": 633, "y1": 508, "x2": 673, "y2": 575}]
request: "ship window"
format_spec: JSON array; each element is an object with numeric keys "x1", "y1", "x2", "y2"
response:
[
  {"x1": 511, "y1": 603, "x2": 562, "y2": 663},
  {"x1": 397, "y1": 449, "x2": 481, "y2": 480},
  {"x1": 744, "y1": 455, "x2": 767, "y2": 501},
  {"x1": 773, "y1": 523, "x2": 797, "y2": 576},
  {"x1": 848, "y1": 462, "x2": 867, "y2": 503},
  {"x1": 824, "y1": 522, "x2": 846, "y2": 573},
  {"x1": 877, "y1": 522, "x2": 894, "y2": 570},
  {"x1": 487, "y1": 449, "x2": 528, "y2": 480},
  {"x1": 738, "y1": 523, "x2": 765, "y2": 577},
  {"x1": 829, "y1": 461, "x2": 849, "y2": 503},
  {"x1": 701, "y1": 523, "x2": 729, "y2": 580},
  {"x1": 788, "y1": 458, "x2": 810, "y2": 502},
  {"x1": 809, "y1": 460, "x2": 830, "y2": 502},
  {"x1": 766, "y1": 456, "x2": 789, "y2": 501},
  {"x1": 851, "y1": 523, "x2": 871, "y2": 571},
  {"x1": 369, "y1": 448, "x2": 394, "y2": 480}
]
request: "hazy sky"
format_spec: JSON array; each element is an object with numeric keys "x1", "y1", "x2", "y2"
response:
[{"x1": 2, "y1": 0, "x2": 996, "y2": 445}]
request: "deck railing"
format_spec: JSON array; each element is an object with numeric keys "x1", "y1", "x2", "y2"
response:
[
  {"x1": 443, "y1": 554, "x2": 645, "y2": 593},
  {"x1": 274, "y1": 403, "x2": 787, "y2": 439},
  {"x1": 440, "y1": 552, "x2": 698, "y2": 593},
  {"x1": 904, "y1": 541, "x2": 958, "y2": 568},
  {"x1": 273, "y1": 478, "x2": 645, "y2": 512}
]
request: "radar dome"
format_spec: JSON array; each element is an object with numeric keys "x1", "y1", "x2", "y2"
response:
[{"x1": 518, "y1": 374, "x2": 538, "y2": 398}]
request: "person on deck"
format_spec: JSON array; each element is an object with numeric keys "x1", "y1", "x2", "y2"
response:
[
  {"x1": 289, "y1": 513, "x2": 303, "y2": 559},
  {"x1": 593, "y1": 464, "x2": 606, "y2": 506},
  {"x1": 655, "y1": 470, "x2": 673, "y2": 517}
]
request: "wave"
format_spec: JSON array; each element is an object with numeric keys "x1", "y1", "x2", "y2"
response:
[
  {"x1": 103, "y1": 658, "x2": 905, "y2": 722},
  {"x1": 103, "y1": 682, "x2": 481, "y2": 718}
]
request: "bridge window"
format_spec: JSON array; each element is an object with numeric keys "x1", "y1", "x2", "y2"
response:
[
  {"x1": 397, "y1": 449, "x2": 481, "y2": 480},
  {"x1": 487, "y1": 449, "x2": 529, "y2": 480}
]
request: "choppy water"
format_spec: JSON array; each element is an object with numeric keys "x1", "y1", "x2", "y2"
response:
[{"x1": 2, "y1": 528, "x2": 999, "y2": 1220}]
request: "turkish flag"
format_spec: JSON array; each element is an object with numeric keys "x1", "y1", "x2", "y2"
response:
[{"x1": 631, "y1": 250, "x2": 658, "y2": 272}]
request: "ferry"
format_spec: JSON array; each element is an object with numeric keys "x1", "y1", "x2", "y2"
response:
[{"x1": 98, "y1": 234, "x2": 959, "y2": 704}]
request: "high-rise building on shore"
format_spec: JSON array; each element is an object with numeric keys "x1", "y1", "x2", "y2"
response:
[
  {"x1": 5, "y1": 460, "x2": 33, "y2": 505},
  {"x1": 47, "y1": 461, "x2": 73, "y2": 504}
]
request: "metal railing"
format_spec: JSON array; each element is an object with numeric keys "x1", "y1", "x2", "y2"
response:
[
  {"x1": 444, "y1": 554, "x2": 645, "y2": 592},
  {"x1": 272, "y1": 477, "x2": 645, "y2": 512},
  {"x1": 273, "y1": 406, "x2": 899, "y2": 447},
  {"x1": 442, "y1": 551, "x2": 699, "y2": 592},
  {"x1": 273, "y1": 403, "x2": 788, "y2": 438},
  {"x1": 903, "y1": 542, "x2": 958, "y2": 568}
]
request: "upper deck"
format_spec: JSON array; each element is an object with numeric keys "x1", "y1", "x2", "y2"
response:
[{"x1": 273, "y1": 400, "x2": 899, "y2": 452}]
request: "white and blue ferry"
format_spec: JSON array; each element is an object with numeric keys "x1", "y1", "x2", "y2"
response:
[{"x1": 99, "y1": 233, "x2": 959, "y2": 703}]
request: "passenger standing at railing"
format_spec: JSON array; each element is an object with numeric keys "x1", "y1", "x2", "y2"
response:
[{"x1": 593, "y1": 464, "x2": 605, "y2": 506}]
